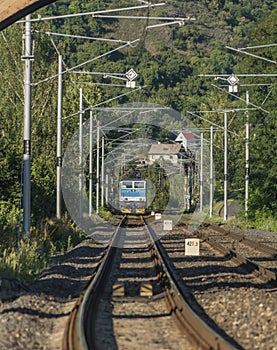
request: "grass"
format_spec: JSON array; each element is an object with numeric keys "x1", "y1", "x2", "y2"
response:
[
  {"x1": 205, "y1": 200, "x2": 277, "y2": 233},
  {"x1": 0, "y1": 215, "x2": 85, "y2": 289}
]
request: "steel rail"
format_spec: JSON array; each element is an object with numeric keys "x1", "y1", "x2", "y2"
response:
[
  {"x1": 62, "y1": 216, "x2": 126, "y2": 350},
  {"x1": 144, "y1": 219, "x2": 237, "y2": 350},
  {"x1": 205, "y1": 223, "x2": 277, "y2": 257},
  {"x1": 64, "y1": 215, "x2": 238, "y2": 350},
  {"x1": 197, "y1": 230, "x2": 277, "y2": 286}
]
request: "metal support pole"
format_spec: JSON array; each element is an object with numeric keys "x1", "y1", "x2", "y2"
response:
[
  {"x1": 105, "y1": 174, "x2": 109, "y2": 206},
  {"x1": 245, "y1": 91, "x2": 250, "y2": 218},
  {"x1": 110, "y1": 175, "x2": 114, "y2": 208},
  {"x1": 101, "y1": 136, "x2": 105, "y2": 207},
  {"x1": 199, "y1": 132, "x2": 203, "y2": 212},
  {"x1": 23, "y1": 14, "x2": 33, "y2": 237},
  {"x1": 122, "y1": 153, "x2": 126, "y2": 173},
  {"x1": 89, "y1": 110, "x2": 93, "y2": 216},
  {"x1": 96, "y1": 126, "x2": 100, "y2": 214},
  {"x1": 189, "y1": 160, "x2": 193, "y2": 209},
  {"x1": 184, "y1": 173, "x2": 188, "y2": 210},
  {"x1": 79, "y1": 88, "x2": 83, "y2": 219},
  {"x1": 209, "y1": 126, "x2": 213, "y2": 218},
  {"x1": 56, "y1": 55, "x2": 63, "y2": 219},
  {"x1": 224, "y1": 112, "x2": 228, "y2": 222}
]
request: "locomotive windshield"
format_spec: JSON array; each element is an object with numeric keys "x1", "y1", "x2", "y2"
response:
[
  {"x1": 134, "y1": 181, "x2": 145, "y2": 189},
  {"x1": 122, "y1": 181, "x2": 133, "y2": 189}
]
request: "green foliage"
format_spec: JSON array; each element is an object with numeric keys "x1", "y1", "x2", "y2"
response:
[
  {"x1": 232, "y1": 206, "x2": 277, "y2": 232},
  {"x1": 0, "y1": 0, "x2": 276, "y2": 229},
  {"x1": 0, "y1": 200, "x2": 21, "y2": 229},
  {"x1": 99, "y1": 206, "x2": 113, "y2": 221},
  {"x1": 40, "y1": 216, "x2": 85, "y2": 253},
  {"x1": 0, "y1": 216, "x2": 85, "y2": 286},
  {"x1": 247, "y1": 208, "x2": 277, "y2": 232},
  {"x1": 0, "y1": 239, "x2": 47, "y2": 282},
  {"x1": 144, "y1": 162, "x2": 170, "y2": 210}
]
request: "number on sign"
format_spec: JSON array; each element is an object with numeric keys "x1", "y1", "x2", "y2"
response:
[{"x1": 185, "y1": 238, "x2": 200, "y2": 256}]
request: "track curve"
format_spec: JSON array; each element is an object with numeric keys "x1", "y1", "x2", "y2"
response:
[{"x1": 63, "y1": 216, "x2": 236, "y2": 350}]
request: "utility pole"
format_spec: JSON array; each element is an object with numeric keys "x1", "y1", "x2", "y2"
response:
[
  {"x1": 101, "y1": 136, "x2": 105, "y2": 207},
  {"x1": 22, "y1": 14, "x2": 33, "y2": 237},
  {"x1": 245, "y1": 91, "x2": 250, "y2": 218},
  {"x1": 224, "y1": 112, "x2": 228, "y2": 222},
  {"x1": 96, "y1": 125, "x2": 100, "y2": 214},
  {"x1": 199, "y1": 132, "x2": 203, "y2": 212},
  {"x1": 210, "y1": 126, "x2": 213, "y2": 218},
  {"x1": 56, "y1": 55, "x2": 63, "y2": 219},
  {"x1": 184, "y1": 169, "x2": 188, "y2": 211},
  {"x1": 89, "y1": 110, "x2": 93, "y2": 216},
  {"x1": 79, "y1": 88, "x2": 83, "y2": 219},
  {"x1": 105, "y1": 174, "x2": 109, "y2": 206}
]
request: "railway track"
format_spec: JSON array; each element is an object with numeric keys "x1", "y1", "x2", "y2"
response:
[
  {"x1": 1, "y1": 216, "x2": 276, "y2": 349},
  {"x1": 63, "y1": 216, "x2": 236, "y2": 350},
  {"x1": 200, "y1": 223, "x2": 277, "y2": 279},
  {"x1": 159, "y1": 221, "x2": 277, "y2": 350}
]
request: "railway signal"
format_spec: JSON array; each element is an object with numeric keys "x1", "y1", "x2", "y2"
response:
[
  {"x1": 126, "y1": 68, "x2": 138, "y2": 88},
  {"x1": 227, "y1": 74, "x2": 239, "y2": 93}
]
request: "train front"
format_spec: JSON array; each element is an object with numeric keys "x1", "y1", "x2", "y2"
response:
[{"x1": 119, "y1": 179, "x2": 147, "y2": 214}]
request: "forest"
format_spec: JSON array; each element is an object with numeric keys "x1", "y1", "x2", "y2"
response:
[{"x1": 0, "y1": 0, "x2": 276, "y2": 233}]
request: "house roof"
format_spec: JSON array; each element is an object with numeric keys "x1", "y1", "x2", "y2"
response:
[
  {"x1": 148, "y1": 143, "x2": 181, "y2": 155},
  {"x1": 176, "y1": 131, "x2": 197, "y2": 141}
]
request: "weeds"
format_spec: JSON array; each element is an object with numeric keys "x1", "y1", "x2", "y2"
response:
[{"x1": 0, "y1": 215, "x2": 85, "y2": 288}]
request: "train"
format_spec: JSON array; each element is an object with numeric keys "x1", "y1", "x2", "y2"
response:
[{"x1": 119, "y1": 170, "x2": 147, "y2": 214}]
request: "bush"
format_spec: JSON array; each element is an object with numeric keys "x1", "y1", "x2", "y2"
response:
[
  {"x1": 98, "y1": 206, "x2": 113, "y2": 221},
  {"x1": 0, "y1": 239, "x2": 47, "y2": 283},
  {"x1": 251, "y1": 208, "x2": 277, "y2": 232},
  {"x1": 0, "y1": 215, "x2": 85, "y2": 287},
  {"x1": 0, "y1": 200, "x2": 21, "y2": 230}
]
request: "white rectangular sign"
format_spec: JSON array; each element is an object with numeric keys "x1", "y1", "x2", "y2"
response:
[
  {"x1": 155, "y1": 213, "x2": 162, "y2": 220},
  {"x1": 185, "y1": 238, "x2": 200, "y2": 256},
  {"x1": 163, "y1": 220, "x2": 172, "y2": 231}
]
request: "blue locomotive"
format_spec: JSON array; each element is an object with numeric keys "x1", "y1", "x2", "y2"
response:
[{"x1": 119, "y1": 174, "x2": 147, "y2": 214}]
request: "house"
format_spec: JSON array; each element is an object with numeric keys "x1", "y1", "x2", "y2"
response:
[
  {"x1": 148, "y1": 143, "x2": 185, "y2": 165},
  {"x1": 175, "y1": 131, "x2": 199, "y2": 152}
]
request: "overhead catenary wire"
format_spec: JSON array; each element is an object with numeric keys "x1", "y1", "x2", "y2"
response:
[
  {"x1": 92, "y1": 15, "x2": 191, "y2": 21},
  {"x1": 29, "y1": 3, "x2": 189, "y2": 87},
  {"x1": 237, "y1": 43, "x2": 277, "y2": 50},
  {"x1": 226, "y1": 46, "x2": 277, "y2": 65},
  {"x1": 63, "y1": 85, "x2": 146, "y2": 120},
  {"x1": 34, "y1": 30, "x2": 130, "y2": 44},
  {"x1": 211, "y1": 84, "x2": 269, "y2": 114},
  {"x1": 74, "y1": 82, "x2": 127, "y2": 87},
  {"x1": 16, "y1": 3, "x2": 166, "y2": 23},
  {"x1": 32, "y1": 39, "x2": 140, "y2": 86},
  {"x1": 187, "y1": 111, "x2": 240, "y2": 137}
]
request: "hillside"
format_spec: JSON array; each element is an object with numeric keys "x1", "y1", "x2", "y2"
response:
[{"x1": 0, "y1": 0, "x2": 276, "y2": 228}]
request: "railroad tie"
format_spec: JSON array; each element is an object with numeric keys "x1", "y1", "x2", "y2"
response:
[
  {"x1": 140, "y1": 283, "x2": 153, "y2": 297},
  {"x1": 112, "y1": 283, "x2": 125, "y2": 296}
]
